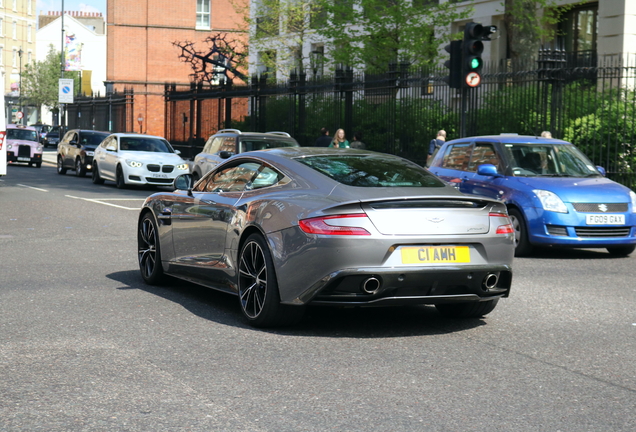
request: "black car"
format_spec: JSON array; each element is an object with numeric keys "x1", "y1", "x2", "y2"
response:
[
  {"x1": 56, "y1": 129, "x2": 111, "y2": 177},
  {"x1": 29, "y1": 124, "x2": 51, "y2": 143},
  {"x1": 43, "y1": 126, "x2": 63, "y2": 148}
]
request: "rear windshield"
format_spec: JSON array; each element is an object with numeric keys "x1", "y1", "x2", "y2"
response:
[
  {"x1": 240, "y1": 138, "x2": 298, "y2": 152},
  {"x1": 7, "y1": 129, "x2": 39, "y2": 142},
  {"x1": 295, "y1": 154, "x2": 445, "y2": 187}
]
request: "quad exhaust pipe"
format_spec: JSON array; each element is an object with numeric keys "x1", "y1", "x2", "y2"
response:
[
  {"x1": 482, "y1": 273, "x2": 499, "y2": 290},
  {"x1": 361, "y1": 277, "x2": 381, "y2": 295}
]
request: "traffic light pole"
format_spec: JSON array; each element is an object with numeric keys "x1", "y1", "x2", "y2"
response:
[{"x1": 460, "y1": 86, "x2": 468, "y2": 138}]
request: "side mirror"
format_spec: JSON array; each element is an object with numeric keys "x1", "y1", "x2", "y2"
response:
[
  {"x1": 174, "y1": 149, "x2": 181, "y2": 155},
  {"x1": 596, "y1": 166, "x2": 606, "y2": 177},
  {"x1": 219, "y1": 150, "x2": 234, "y2": 159},
  {"x1": 477, "y1": 164, "x2": 501, "y2": 177},
  {"x1": 174, "y1": 174, "x2": 194, "y2": 191}
]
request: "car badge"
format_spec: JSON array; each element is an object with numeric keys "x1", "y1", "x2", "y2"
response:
[
  {"x1": 598, "y1": 204, "x2": 608, "y2": 212},
  {"x1": 428, "y1": 217, "x2": 444, "y2": 223}
]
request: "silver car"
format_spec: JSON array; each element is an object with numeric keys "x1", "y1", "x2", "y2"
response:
[
  {"x1": 138, "y1": 148, "x2": 515, "y2": 327},
  {"x1": 191, "y1": 129, "x2": 299, "y2": 182}
]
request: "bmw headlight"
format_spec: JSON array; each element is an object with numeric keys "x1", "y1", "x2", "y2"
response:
[
  {"x1": 533, "y1": 189, "x2": 568, "y2": 213},
  {"x1": 630, "y1": 191, "x2": 636, "y2": 213},
  {"x1": 126, "y1": 159, "x2": 143, "y2": 168},
  {"x1": 176, "y1": 163, "x2": 189, "y2": 171}
]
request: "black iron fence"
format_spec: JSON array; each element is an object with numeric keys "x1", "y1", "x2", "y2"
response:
[
  {"x1": 65, "y1": 88, "x2": 135, "y2": 133},
  {"x1": 165, "y1": 50, "x2": 636, "y2": 189}
]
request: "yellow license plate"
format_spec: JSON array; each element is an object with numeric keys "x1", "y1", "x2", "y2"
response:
[{"x1": 401, "y1": 246, "x2": 471, "y2": 264}]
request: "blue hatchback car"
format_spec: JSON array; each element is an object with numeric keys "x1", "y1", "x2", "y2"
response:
[{"x1": 429, "y1": 134, "x2": 636, "y2": 256}]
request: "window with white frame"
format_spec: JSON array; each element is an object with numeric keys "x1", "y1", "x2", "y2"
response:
[
  {"x1": 0, "y1": 46, "x2": 3, "y2": 65},
  {"x1": 12, "y1": 0, "x2": 16, "y2": 11},
  {"x1": 196, "y1": 0, "x2": 211, "y2": 29},
  {"x1": 27, "y1": 24, "x2": 32, "y2": 42},
  {"x1": 0, "y1": 18, "x2": 3, "y2": 36},
  {"x1": 12, "y1": 21, "x2": 17, "y2": 39},
  {"x1": 28, "y1": 51, "x2": 32, "y2": 63},
  {"x1": 28, "y1": 0, "x2": 32, "y2": 14},
  {"x1": 12, "y1": 48, "x2": 17, "y2": 67}
]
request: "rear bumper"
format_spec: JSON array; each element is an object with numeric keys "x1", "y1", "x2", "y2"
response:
[{"x1": 290, "y1": 265, "x2": 513, "y2": 306}]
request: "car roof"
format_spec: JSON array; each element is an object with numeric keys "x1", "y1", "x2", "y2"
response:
[
  {"x1": 107, "y1": 133, "x2": 168, "y2": 139},
  {"x1": 446, "y1": 134, "x2": 572, "y2": 145},
  {"x1": 212, "y1": 130, "x2": 296, "y2": 139},
  {"x1": 7, "y1": 124, "x2": 36, "y2": 131}
]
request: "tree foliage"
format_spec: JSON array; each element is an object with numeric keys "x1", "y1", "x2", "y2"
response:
[
  {"x1": 317, "y1": 0, "x2": 472, "y2": 72},
  {"x1": 21, "y1": 45, "x2": 80, "y2": 112}
]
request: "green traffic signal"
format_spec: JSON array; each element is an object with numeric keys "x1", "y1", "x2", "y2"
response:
[{"x1": 470, "y1": 58, "x2": 481, "y2": 69}]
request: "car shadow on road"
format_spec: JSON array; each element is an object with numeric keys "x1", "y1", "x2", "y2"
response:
[
  {"x1": 522, "y1": 247, "x2": 632, "y2": 260},
  {"x1": 107, "y1": 270, "x2": 489, "y2": 338}
]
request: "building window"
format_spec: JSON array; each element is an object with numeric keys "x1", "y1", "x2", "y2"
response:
[
  {"x1": 27, "y1": 24, "x2": 32, "y2": 42},
  {"x1": 12, "y1": 0, "x2": 16, "y2": 11},
  {"x1": 0, "y1": 45, "x2": 4, "y2": 65},
  {"x1": 559, "y1": 4, "x2": 598, "y2": 53},
  {"x1": 12, "y1": 48, "x2": 17, "y2": 67},
  {"x1": 13, "y1": 21, "x2": 17, "y2": 39},
  {"x1": 28, "y1": 51, "x2": 32, "y2": 63},
  {"x1": 0, "y1": 18, "x2": 3, "y2": 36},
  {"x1": 28, "y1": 0, "x2": 32, "y2": 14},
  {"x1": 196, "y1": 0, "x2": 211, "y2": 29}
]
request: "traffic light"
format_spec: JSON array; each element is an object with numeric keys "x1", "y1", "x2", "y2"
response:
[
  {"x1": 461, "y1": 22, "x2": 497, "y2": 88},
  {"x1": 462, "y1": 22, "x2": 484, "y2": 87},
  {"x1": 443, "y1": 40, "x2": 462, "y2": 89}
]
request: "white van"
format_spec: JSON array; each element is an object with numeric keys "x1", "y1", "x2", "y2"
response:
[{"x1": 0, "y1": 90, "x2": 6, "y2": 177}]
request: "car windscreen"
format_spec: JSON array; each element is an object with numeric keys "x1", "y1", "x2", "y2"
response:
[
  {"x1": 7, "y1": 129, "x2": 39, "y2": 142},
  {"x1": 503, "y1": 143, "x2": 601, "y2": 177},
  {"x1": 295, "y1": 154, "x2": 446, "y2": 187},
  {"x1": 240, "y1": 139, "x2": 298, "y2": 152},
  {"x1": 120, "y1": 137, "x2": 174, "y2": 153}
]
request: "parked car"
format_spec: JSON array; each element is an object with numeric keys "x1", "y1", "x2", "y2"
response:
[
  {"x1": 57, "y1": 129, "x2": 110, "y2": 177},
  {"x1": 137, "y1": 147, "x2": 515, "y2": 327},
  {"x1": 5, "y1": 124, "x2": 43, "y2": 168},
  {"x1": 92, "y1": 133, "x2": 190, "y2": 188},
  {"x1": 191, "y1": 129, "x2": 299, "y2": 181},
  {"x1": 29, "y1": 124, "x2": 50, "y2": 143},
  {"x1": 43, "y1": 126, "x2": 63, "y2": 148},
  {"x1": 429, "y1": 134, "x2": 636, "y2": 257}
]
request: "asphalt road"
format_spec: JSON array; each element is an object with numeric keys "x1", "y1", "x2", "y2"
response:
[{"x1": 1, "y1": 151, "x2": 635, "y2": 431}]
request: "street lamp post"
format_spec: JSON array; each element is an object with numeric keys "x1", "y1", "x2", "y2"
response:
[{"x1": 18, "y1": 48, "x2": 23, "y2": 124}]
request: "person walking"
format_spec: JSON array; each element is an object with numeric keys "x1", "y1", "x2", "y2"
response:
[
  {"x1": 350, "y1": 132, "x2": 366, "y2": 149},
  {"x1": 314, "y1": 127, "x2": 332, "y2": 147},
  {"x1": 329, "y1": 128, "x2": 350, "y2": 148},
  {"x1": 427, "y1": 130, "x2": 446, "y2": 165}
]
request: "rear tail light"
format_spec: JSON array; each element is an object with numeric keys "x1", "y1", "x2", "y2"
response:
[
  {"x1": 299, "y1": 214, "x2": 371, "y2": 236},
  {"x1": 490, "y1": 212, "x2": 514, "y2": 235}
]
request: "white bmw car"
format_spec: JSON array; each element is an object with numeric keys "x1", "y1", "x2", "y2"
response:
[{"x1": 92, "y1": 133, "x2": 190, "y2": 188}]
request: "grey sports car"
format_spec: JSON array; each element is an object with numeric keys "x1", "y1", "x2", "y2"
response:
[{"x1": 138, "y1": 147, "x2": 515, "y2": 327}]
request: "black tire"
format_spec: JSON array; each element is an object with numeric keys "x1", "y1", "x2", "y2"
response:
[
  {"x1": 508, "y1": 208, "x2": 533, "y2": 257},
  {"x1": 76, "y1": 158, "x2": 86, "y2": 177},
  {"x1": 92, "y1": 163, "x2": 105, "y2": 184},
  {"x1": 435, "y1": 299, "x2": 499, "y2": 318},
  {"x1": 138, "y1": 213, "x2": 166, "y2": 285},
  {"x1": 607, "y1": 245, "x2": 636, "y2": 257},
  {"x1": 57, "y1": 156, "x2": 67, "y2": 175},
  {"x1": 116, "y1": 165, "x2": 127, "y2": 189},
  {"x1": 35, "y1": 162, "x2": 41, "y2": 168},
  {"x1": 238, "y1": 234, "x2": 304, "y2": 327}
]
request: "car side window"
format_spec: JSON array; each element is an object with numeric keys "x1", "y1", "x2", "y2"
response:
[
  {"x1": 104, "y1": 137, "x2": 117, "y2": 151},
  {"x1": 468, "y1": 143, "x2": 500, "y2": 173},
  {"x1": 441, "y1": 143, "x2": 472, "y2": 171},
  {"x1": 206, "y1": 137, "x2": 224, "y2": 154},
  {"x1": 219, "y1": 137, "x2": 236, "y2": 153},
  {"x1": 196, "y1": 162, "x2": 261, "y2": 193},
  {"x1": 249, "y1": 165, "x2": 285, "y2": 190}
]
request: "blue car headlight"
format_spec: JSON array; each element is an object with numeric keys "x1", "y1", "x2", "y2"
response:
[
  {"x1": 630, "y1": 191, "x2": 636, "y2": 213},
  {"x1": 533, "y1": 189, "x2": 568, "y2": 213},
  {"x1": 126, "y1": 159, "x2": 143, "y2": 168}
]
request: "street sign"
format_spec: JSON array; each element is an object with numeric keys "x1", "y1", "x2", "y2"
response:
[
  {"x1": 465, "y1": 72, "x2": 481, "y2": 88},
  {"x1": 16, "y1": 111, "x2": 23, "y2": 119},
  {"x1": 58, "y1": 78, "x2": 74, "y2": 104}
]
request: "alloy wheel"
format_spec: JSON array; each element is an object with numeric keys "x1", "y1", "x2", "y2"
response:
[
  {"x1": 138, "y1": 217, "x2": 158, "y2": 280},
  {"x1": 238, "y1": 240, "x2": 268, "y2": 319}
]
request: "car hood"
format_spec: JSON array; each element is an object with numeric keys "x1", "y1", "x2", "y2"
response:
[
  {"x1": 513, "y1": 176, "x2": 632, "y2": 203},
  {"x1": 7, "y1": 139, "x2": 39, "y2": 146},
  {"x1": 118, "y1": 151, "x2": 186, "y2": 164}
]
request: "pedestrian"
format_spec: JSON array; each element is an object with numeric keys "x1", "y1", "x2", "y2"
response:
[
  {"x1": 314, "y1": 127, "x2": 332, "y2": 147},
  {"x1": 350, "y1": 132, "x2": 366, "y2": 149},
  {"x1": 540, "y1": 131, "x2": 552, "y2": 138},
  {"x1": 427, "y1": 129, "x2": 446, "y2": 165},
  {"x1": 329, "y1": 128, "x2": 350, "y2": 148}
]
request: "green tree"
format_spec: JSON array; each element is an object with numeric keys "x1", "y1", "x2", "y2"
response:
[
  {"x1": 21, "y1": 45, "x2": 80, "y2": 113},
  {"x1": 320, "y1": 0, "x2": 472, "y2": 72},
  {"x1": 235, "y1": 0, "x2": 323, "y2": 76}
]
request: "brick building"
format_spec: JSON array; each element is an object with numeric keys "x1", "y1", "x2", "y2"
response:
[{"x1": 107, "y1": 0, "x2": 247, "y2": 137}]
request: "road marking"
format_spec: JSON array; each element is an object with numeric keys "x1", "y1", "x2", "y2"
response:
[
  {"x1": 65, "y1": 195, "x2": 144, "y2": 210},
  {"x1": 17, "y1": 184, "x2": 49, "y2": 192}
]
